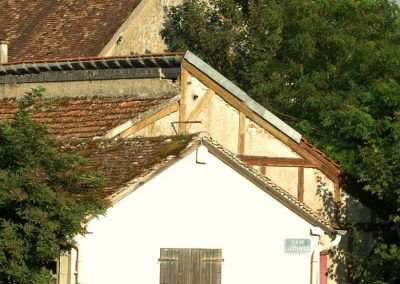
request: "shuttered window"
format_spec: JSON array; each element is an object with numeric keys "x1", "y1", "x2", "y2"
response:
[{"x1": 159, "y1": 248, "x2": 222, "y2": 284}]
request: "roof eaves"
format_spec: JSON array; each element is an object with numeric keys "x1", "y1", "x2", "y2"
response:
[
  {"x1": 104, "y1": 95, "x2": 181, "y2": 138},
  {"x1": 183, "y1": 50, "x2": 302, "y2": 143},
  {"x1": 0, "y1": 53, "x2": 183, "y2": 76},
  {"x1": 201, "y1": 138, "x2": 337, "y2": 234}
]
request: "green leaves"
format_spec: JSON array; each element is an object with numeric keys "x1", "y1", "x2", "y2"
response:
[{"x1": 0, "y1": 89, "x2": 107, "y2": 283}]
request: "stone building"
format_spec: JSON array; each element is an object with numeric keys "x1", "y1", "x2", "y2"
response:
[{"x1": 0, "y1": 0, "x2": 179, "y2": 63}]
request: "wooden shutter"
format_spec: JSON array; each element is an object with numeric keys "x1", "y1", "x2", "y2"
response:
[{"x1": 160, "y1": 248, "x2": 222, "y2": 284}]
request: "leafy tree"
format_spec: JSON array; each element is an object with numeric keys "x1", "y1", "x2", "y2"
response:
[
  {"x1": 162, "y1": 0, "x2": 400, "y2": 282},
  {"x1": 0, "y1": 89, "x2": 107, "y2": 283}
]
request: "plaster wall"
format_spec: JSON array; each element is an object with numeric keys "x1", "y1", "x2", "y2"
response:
[
  {"x1": 130, "y1": 111, "x2": 179, "y2": 137},
  {"x1": 190, "y1": 94, "x2": 240, "y2": 153},
  {"x1": 303, "y1": 168, "x2": 335, "y2": 219},
  {"x1": 101, "y1": 0, "x2": 182, "y2": 56},
  {"x1": 265, "y1": 166, "x2": 299, "y2": 198},
  {"x1": 75, "y1": 147, "x2": 321, "y2": 284},
  {"x1": 245, "y1": 118, "x2": 301, "y2": 158},
  {"x1": 0, "y1": 78, "x2": 178, "y2": 99}
]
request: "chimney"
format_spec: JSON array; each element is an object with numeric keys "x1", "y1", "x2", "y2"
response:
[{"x1": 0, "y1": 41, "x2": 8, "y2": 64}]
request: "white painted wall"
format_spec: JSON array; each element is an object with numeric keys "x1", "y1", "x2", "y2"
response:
[{"x1": 75, "y1": 146, "x2": 320, "y2": 284}]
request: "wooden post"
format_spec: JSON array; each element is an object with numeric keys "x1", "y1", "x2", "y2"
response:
[
  {"x1": 298, "y1": 167, "x2": 304, "y2": 202},
  {"x1": 260, "y1": 166, "x2": 266, "y2": 176},
  {"x1": 179, "y1": 68, "x2": 189, "y2": 133},
  {"x1": 238, "y1": 112, "x2": 246, "y2": 154}
]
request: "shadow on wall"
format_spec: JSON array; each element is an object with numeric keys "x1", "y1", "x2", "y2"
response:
[{"x1": 316, "y1": 177, "x2": 377, "y2": 283}]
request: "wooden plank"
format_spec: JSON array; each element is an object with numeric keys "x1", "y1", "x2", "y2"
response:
[
  {"x1": 216, "y1": 249, "x2": 222, "y2": 284},
  {"x1": 238, "y1": 112, "x2": 246, "y2": 154},
  {"x1": 238, "y1": 155, "x2": 314, "y2": 167},
  {"x1": 120, "y1": 102, "x2": 179, "y2": 138},
  {"x1": 298, "y1": 167, "x2": 305, "y2": 202},
  {"x1": 179, "y1": 68, "x2": 189, "y2": 133},
  {"x1": 187, "y1": 89, "x2": 214, "y2": 130},
  {"x1": 160, "y1": 248, "x2": 222, "y2": 284},
  {"x1": 182, "y1": 59, "x2": 340, "y2": 182}
]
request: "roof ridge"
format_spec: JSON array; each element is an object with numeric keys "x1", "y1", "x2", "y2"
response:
[
  {"x1": 0, "y1": 52, "x2": 184, "y2": 66},
  {"x1": 0, "y1": 94, "x2": 176, "y2": 103}
]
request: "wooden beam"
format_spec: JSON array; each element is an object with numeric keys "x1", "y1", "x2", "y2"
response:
[
  {"x1": 179, "y1": 68, "x2": 189, "y2": 133},
  {"x1": 334, "y1": 180, "x2": 341, "y2": 203},
  {"x1": 260, "y1": 166, "x2": 266, "y2": 176},
  {"x1": 298, "y1": 167, "x2": 304, "y2": 202},
  {"x1": 238, "y1": 155, "x2": 314, "y2": 168},
  {"x1": 238, "y1": 112, "x2": 246, "y2": 154},
  {"x1": 187, "y1": 89, "x2": 214, "y2": 130},
  {"x1": 182, "y1": 59, "x2": 340, "y2": 183},
  {"x1": 120, "y1": 102, "x2": 179, "y2": 138}
]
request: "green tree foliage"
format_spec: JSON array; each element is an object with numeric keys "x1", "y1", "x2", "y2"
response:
[
  {"x1": 162, "y1": 0, "x2": 400, "y2": 282},
  {"x1": 0, "y1": 89, "x2": 107, "y2": 283}
]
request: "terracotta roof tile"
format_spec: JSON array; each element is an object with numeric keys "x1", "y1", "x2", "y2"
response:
[
  {"x1": 301, "y1": 137, "x2": 341, "y2": 170},
  {"x1": 0, "y1": 0, "x2": 142, "y2": 62},
  {"x1": 0, "y1": 96, "x2": 173, "y2": 138},
  {"x1": 61, "y1": 135, "x2": 196, "y2": 196}
]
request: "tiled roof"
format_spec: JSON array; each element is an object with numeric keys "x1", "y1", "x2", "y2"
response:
[
  {"x1": 61, "y1": 135, "x2": 196, "y2": 196},
  {"x1": 0, "y1": 53, "x2": 183, "y2": 76},
  {"x1": 0, "y1": 0, "x2": 142, "y2": 62},
  {"x1": 0, "y1": 96, "x2": 174, "y2": 138},
  {"x1": 301, "y1": 138, "x2": 341, "y2": 171}
]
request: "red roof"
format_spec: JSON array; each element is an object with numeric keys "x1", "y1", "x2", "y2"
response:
[
  {"x1": 301, "y1": 138, "x2": 341, "y2": 171},
  {"x1": 0, "y1": 0, "x2": 142, "y2": 62},
  {"x1": 62, "y1": 135, "x2": 195, "y2": 196},
  {"x1": 0, "y1": 96, "x2": 173, "y2": 138}
]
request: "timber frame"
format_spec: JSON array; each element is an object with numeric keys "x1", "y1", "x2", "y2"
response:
[{"x1": 180, "y1": 52, "x2": 342, "y2": 204}]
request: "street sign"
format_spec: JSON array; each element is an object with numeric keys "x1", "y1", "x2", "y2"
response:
[{"x1": 285, "y1": 239, "x2": 311, "y2": 253}]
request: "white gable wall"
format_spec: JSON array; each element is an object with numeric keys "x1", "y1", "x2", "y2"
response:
[{"x1": 75, "y1": 146, "x2": 320, "y2": 284}]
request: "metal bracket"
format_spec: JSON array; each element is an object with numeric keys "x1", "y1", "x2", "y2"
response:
[{"x1": 171, "y1": 121, "x2": 202, "y2": 134}]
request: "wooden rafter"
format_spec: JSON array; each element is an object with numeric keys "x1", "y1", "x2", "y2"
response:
[
  {"x1": 186, "y1": 89, "x2": 214, "y2": 130},
  {"x1": 298, "y1": 167, "x2": 305, "y2": 202},
  {"x1": 238, "y1": 112, "x2": 246, "y2": 154},
  {"x1": 179, "y1": 68, "x2": 189, "y2": 133},
  {"x1": 120, "y1": 102, "x2": 179, "y2": 138},
  {"x1": 238, "y1": 155, "x2": 314, "y2": 168}
]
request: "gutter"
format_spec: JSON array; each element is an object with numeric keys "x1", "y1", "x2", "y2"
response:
[
  {"x1": 71, "y1": 244, "x2": 80, "y2": 284},
  {"x1": 310, "y1": 229, "x2": 347, "y2": 284}
]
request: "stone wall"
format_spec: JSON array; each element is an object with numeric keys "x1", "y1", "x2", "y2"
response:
[{"x1": 100, "y1": 0, "x2": 182, "y2": 56}]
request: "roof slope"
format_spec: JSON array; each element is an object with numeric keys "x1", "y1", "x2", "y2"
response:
[
  {"x1": 61, "y1": 135, "x2": 195, "y2": 196},
  {"x1": 0, "y1": 0, "x2": 142, "y2": 62},
  {"x1": 0, "y1": 96, "x2": 175, "y2": 138}
]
